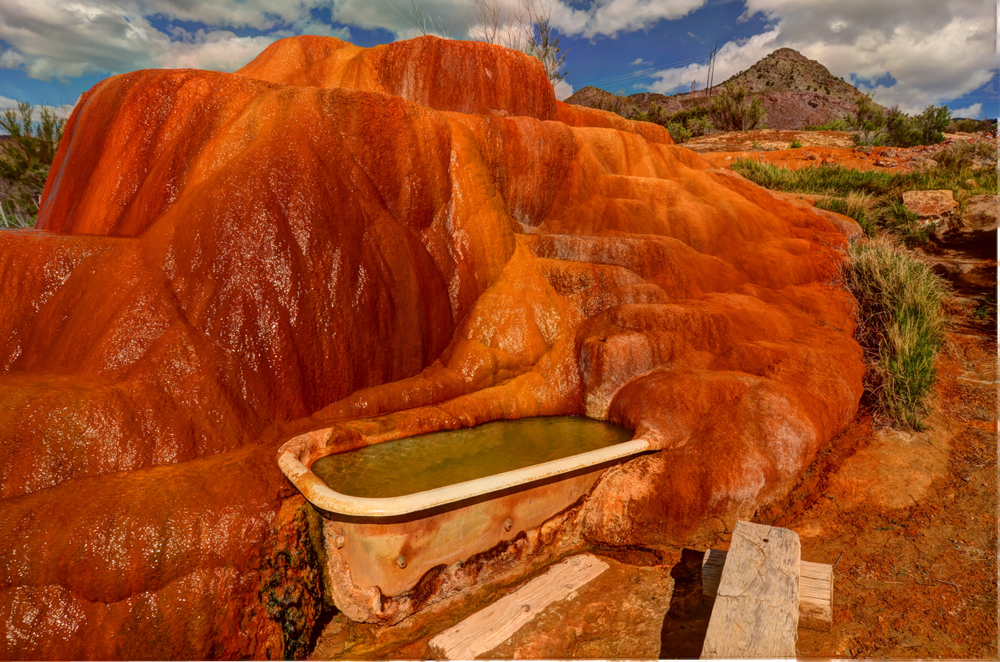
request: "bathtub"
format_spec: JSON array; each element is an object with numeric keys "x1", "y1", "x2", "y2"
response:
[{"x1": 277, "y1": 416, "x2": 651, "y2": 621}]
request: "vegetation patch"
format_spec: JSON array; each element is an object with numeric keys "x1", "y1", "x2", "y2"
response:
[
  {"x1": 0, "y1": 101, "x2": 66, "y2": 228},
  {"x1": 845, "y1": 236, "x2": 949, "y2": 429},
  {"x1": 731, "y1": 156, "x2": 997, "y2": 244},
  {"x1": 709, "y1": 82, "x2": 766, "y2": 132}
]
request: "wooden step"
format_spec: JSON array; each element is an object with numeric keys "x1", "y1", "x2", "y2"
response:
[
  {"x1": 700, "y1": 521, "x2": 800, "y2": 659},
  {"x1": 702, "y1": 549, "x2": 834, "y2": 631}
]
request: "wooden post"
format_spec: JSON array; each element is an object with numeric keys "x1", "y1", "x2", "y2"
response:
[{"x1": 700, "y1": 521, "x2": 800, "y2": 659}]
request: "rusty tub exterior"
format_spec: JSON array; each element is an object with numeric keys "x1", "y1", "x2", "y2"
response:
[{"x1": 277, "y1": 424, "x2": 650, "y2": 622}]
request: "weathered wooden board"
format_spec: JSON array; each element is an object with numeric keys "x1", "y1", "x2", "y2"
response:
[
  {"x1": 428, "y1": 554, "x2": 609, "y2": 660},
  {"x1": 702, "y1": 550, "x2": 834, "y2": 631},
  {"x1": 799, "y1": 560, "x2": 834, "y2": 631},
  {"x1": 700, "y1": 521, "x2": 800, "y2": 659}
]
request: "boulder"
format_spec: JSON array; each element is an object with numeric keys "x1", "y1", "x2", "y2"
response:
[
  {"x1": 959, "y1": 194, "x2": 999, "y2": 232},
  {"x1": 902, "y1": 190, "x2": 959, "y2": 225}
]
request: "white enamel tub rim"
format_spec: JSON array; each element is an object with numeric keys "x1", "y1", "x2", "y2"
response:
[{"x1": 278, "y1": 437, "x2": 652, "y2": 518}]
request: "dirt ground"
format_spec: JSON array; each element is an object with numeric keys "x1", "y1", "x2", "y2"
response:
[{"x1": 309, "y1": 146, "x2": 997, "y2": 661}]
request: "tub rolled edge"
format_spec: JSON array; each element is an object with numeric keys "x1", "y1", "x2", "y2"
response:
[{"x1": 277, "y1": 437, "x2": 653, "y2": 518}]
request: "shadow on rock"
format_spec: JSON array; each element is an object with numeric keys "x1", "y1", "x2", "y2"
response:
[{"x1": 658, "y1": 548, "x2": 714, "y2": 659}]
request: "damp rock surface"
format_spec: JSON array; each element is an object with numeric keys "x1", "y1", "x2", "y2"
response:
[{"x1": 0, "y1": 34, "x2": 863, "y2": 658}]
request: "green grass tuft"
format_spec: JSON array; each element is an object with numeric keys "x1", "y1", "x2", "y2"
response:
[{"x1": 845, "y1": 236, "x2": 949, "y2": 429}]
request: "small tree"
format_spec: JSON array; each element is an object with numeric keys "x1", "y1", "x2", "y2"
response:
[
  {"x1": 915, "y1": 104, "x2": 950, "y2": 145},
  {"x1": 851, "y1": 92, "x2": 886, "y2": 146},
  {"x1": 710, "y1": 82, "x2": 766, "y2": 131},
  {"x1": 525, "y1": 12, "x2": 566, "y2": 83},
  {"x1": 473, "y1": 0, "x2": 566, "y2": 85}
]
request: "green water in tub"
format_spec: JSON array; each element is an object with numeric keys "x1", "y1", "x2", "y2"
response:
[{"x1": 309, "y1": 416, "x2": 633, "y2": 499}]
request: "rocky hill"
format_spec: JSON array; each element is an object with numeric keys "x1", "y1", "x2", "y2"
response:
[{"x1": 566, "y1": 48, "x2": 865, "y2": 130}]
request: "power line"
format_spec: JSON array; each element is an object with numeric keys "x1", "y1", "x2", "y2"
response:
[{"x1": 575, "y1": 52, "x2": 714, "y2": 88}]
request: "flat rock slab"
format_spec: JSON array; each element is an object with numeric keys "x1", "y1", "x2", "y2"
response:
[
  {"x1": 701, "y1": 521, "x2": 801, "y2": 659},
  {"x1": 960, "y1": 194, "x2": 999, "y2": 232},
  {"x1": 902, "y1": 189, "x2": 958, "y2": 223},
  {"x1": 428, "y1": 554, "x2": 609, "y2": 660}
]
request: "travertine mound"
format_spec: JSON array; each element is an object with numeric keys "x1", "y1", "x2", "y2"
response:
[{"x1": 0, "y1": 35, "x2": 863, "y2": 658}]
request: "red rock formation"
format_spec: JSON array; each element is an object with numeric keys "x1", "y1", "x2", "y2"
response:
[{"x1": 0, "y1": 34, "x2": 863, "y2": 658}]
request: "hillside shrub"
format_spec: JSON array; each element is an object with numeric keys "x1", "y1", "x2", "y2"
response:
[
  {"x1": 849, "y1": 94, "x2": 952, "y2": 148},
  {"x1": 665, "y1": 122, "x2": 692, "y2": 143},
  {"x1": 948, "y1": 118, "x2": 995, "y2": 134},
  {"x1": 851, "y1": 92, "x2": 887, "y2": 146},
  {"x1": 0, "y1": 101, "x2": 65, "y2": 227},
  {"x1": 625, "y1": 102, "x2": 713, "y2": 143},
  {"x1": 845, "y1": 236, "x2": 949, "y2": 429},
  {"x1": 710, "y1": 82, "x2": 766, "y2": 131}
]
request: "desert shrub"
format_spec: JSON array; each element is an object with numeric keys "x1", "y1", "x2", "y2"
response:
[
  {"x1": 948, "y1": 118, "x2": 995, "y2": 134},
  {"x1": 665, "y1": 122, "x2": 692, "y2": 143},
  {"x1": 851, "y1": 92, "x2": 887, "y2": 146},
  {"x1": 628, "y1": 103, "x2": 714, "y2": 141},
  {"x1": 845, "y1": 236, "x2": 949, "y2": 428},
  {"x1": 914, "y1": 104, "x2": 951, "y2": 146},
  {"x1": 710, "y1": 82, "x2": 766, "y2": 131},
  {"x1": 790, "y1": 138, "x2": 803, "y2": 148},
  {"x1": 850, "y1": 95, "x2": 951, "y2": 147},
  {"x1": 884, "y1": 106, "x2": 922, "y2": 147},
  {"x1": 0, "y1": 101, "x2": 65, "y2": 227}
]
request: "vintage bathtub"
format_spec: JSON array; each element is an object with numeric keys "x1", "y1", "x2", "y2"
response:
[{"x1": 277, "y1": 416, "x2": 651, "y2": 621}]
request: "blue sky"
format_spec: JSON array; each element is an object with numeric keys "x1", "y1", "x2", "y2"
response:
[{"x1": 0, "y1": 0, "x2": 997, "y2": 122}]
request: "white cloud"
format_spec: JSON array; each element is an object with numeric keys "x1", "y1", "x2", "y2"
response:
[
  {"x1": 553, "y1": 77, "x2": 574, "y2": 100},
  {"x1": 950, "y1": 102, "x2": 983, "y2": 119},
  {"x1": 550, "y1": 0, "x2": 707, "y2": 38},
  {"x1": 630, "y1": 57, "x2": 651, "y2": 66},
  {"x1": 647, "y1": 0, "x2": 998, "y2": 113}
]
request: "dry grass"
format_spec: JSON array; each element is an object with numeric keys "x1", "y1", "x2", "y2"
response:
[{"x1": 845, "y1": 236, "x2": 950, "y2": 428}]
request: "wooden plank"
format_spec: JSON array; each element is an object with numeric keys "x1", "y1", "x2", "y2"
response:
[
  {"x1": 700, "y1": 521, "x2": 800, "y2": 659},
  {"x1": 428, "y1": 554, "x2": 609, "y2": 660},
  {"x1": 702, "y1": 550, "x2": 834, "y2": 631},
  {"x1": 799, "y1": 560, "x2": 833, "y2": 631}
]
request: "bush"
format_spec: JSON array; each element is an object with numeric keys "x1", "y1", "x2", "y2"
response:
[
  {"x1": 851, "y1": 92, "x2": 887, "y2": 146},
  {"x1": 845, "y1": 236, "x2": 949, "y2": 428},
  {"x1": 0, "y1": 100, "x2": 65, "y2": 227},
  {"x1": 790, "y1": 138, "x2": 803, "y2": 148},
  {"x1": 665, "y1": 122, "x2": 692, "y2": 143},
  {"x1": 948, "y1": 118, "x2": 996, "y2": 134},
  {"x1": 849, "y1": 95, "x2": 952, "y2": 147},
  {"x1": 914, "y1": 104, "x2": 951, "y2": 145},
  {"x1": 884, "y1": 106, "x2": 922, "y2": 147},
  {"x1": 710, "y1": 82, "x2": 766, "y2": 131}
]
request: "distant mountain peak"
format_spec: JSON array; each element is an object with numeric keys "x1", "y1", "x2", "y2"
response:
[
  {"x1": 565, "y1": 48, "x2": 867, "y2": 131},
  {"x1": 717, "y1": 48, "x2": 861, "y2": 101}
]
